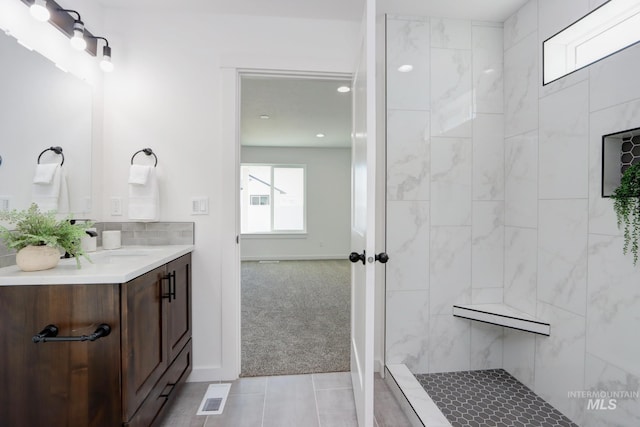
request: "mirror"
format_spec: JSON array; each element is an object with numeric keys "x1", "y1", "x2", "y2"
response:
[{"x1": 0, "y1": 31, "x2": 92, "y2": 214}]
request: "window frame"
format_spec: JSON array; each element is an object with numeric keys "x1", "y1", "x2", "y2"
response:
[{"x1": 240, "y1": 163, "x2": 307, "y2": 236}]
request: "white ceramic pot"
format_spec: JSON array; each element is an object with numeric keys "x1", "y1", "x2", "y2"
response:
[{"x1": 15, "y1": 245, "x2": 60, "y2": 272}]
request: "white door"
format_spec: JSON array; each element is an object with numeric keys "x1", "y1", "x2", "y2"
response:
[{"x1": 350, "y1": 1, "x2": 380, "y2": 425}]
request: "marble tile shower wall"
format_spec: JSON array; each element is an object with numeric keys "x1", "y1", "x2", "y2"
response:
[
  {"x1": 385, "y1": 16, "x2": 505, "y2": 375},
  {"x1": 502, "y1": 0, "x2": 640, "y2": 425},
  {"x1": 0, "y1": 222, "x2": 194, "y2": 268}
]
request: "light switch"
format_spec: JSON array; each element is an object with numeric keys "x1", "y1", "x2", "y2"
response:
[
  {"x1": 110, "y1": 197, "x2": 122, "y2": 216},
  {"x1": 191, "y1": 197, "x2": 209, "y2": 215}
]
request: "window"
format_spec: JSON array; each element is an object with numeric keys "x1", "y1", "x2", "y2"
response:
[
  {"x1": 543, "y1": 0, "x2": 640, "y2": 84},
  {"x1": 241, "y1": 164, "x2": 306, "y2": 233}
]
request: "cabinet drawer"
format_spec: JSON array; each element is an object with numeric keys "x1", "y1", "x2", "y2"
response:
[{"x1": 125, "y1": 340, "x2": 193, "y2": 427}]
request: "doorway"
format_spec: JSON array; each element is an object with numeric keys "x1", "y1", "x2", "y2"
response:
[{"x1": 238, "y1": 73, "x2": 353, "y2": 377}]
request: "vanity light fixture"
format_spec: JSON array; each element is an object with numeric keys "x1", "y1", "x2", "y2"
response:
[
  {"x1": 93, "y1": 36, "x2": 114, "y2": 72},
  {"x1": 20, "y1": 0, "x2": 105, "y2": 60},
  {"x1": 29, "y1": 0, "x2": 50, "y2": 22}
]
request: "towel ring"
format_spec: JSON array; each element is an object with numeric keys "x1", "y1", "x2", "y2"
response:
[
  {"x1": 131, "y1": 148, "x2": 158, "y2": 167},
  {"x1": 37, "y1": 146, "x2": 64, "y2": 166}
]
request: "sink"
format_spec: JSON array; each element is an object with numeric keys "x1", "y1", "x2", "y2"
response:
[{"x1": 88, "y1": 248, "x2": 164, "y2": 264}]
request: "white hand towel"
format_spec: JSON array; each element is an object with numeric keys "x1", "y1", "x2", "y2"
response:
[
  {"x1": 57, "y1": 167, "x2": 70, "y2": 214},
  {"x1": 31, "y1": 164, "x2": 62, "y2": 212},
  {"x1": 128, "y1": 167, "x2": 159, "y2": 221},
  {"x1": 128, "y1": 164, "x2": 152, "y2": 185},
  {"x1": 33, "y1": 163, "x2": 60, "y2": 184}
]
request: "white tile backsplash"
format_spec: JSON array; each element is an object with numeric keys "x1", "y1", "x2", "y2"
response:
[
  {"x1": 539, "y1": 81, "x2": 589, "y2": 199},
  {"x1": 386, "y1": 110, "x2": 430, "y2": 201},
  {"x1": 472, "y1": 26, "x2": 504, "y2": 114},
  {"x1": 587, "y1": 234, "x2": 640, "y2": 378},
  {"x1": 431, "y1": 137, "x2": 472, "y2": 226},
  {"x1": 504, "y1": 32, "x2": 538, "y2": 137},
  {"x1": 473, "y1": 114, "x2": 505, "y2": 200},
  {"x1": 386, "y1": 18, "x2": 431, "y2": 111},
  {"x1": 386, "y1": 201, "x2": 430, "y2": 292},
  {"x1": 430, "y1": 48, "x2": 473, "y2": 138},
  {"x1": 534, "y1": 302, "x2": 587, "y2": 424},
  {"x1": 537, "y1": 199, "x2": 588, "y2": 316},
  {"x1": 386, "y1": 290, "x2": 430, "y2": 373},
  {"x1": 503, "y1": 0, "x2": 538, "y2": 51},
  {"x1": 505, "y1": 130, "x2": 538, "y2": 228},
  {"x1": 430, "y1": 226, "x2": 472, "y2": 315},
  {"x1": 431, "y1": 18, "x2": 471, "y2": 49},
  {"x1": 472, "y1": 201, "x2": 504, "y2": 288}
]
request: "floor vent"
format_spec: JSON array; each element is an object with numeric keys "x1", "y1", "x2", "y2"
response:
[{"x1": 196, "y1": 383, "x2": 231, "y2": 415}]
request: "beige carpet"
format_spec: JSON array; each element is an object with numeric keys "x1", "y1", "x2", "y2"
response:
[{"x1": 241, "y1": 260, "x2": 350, "y2": 377}]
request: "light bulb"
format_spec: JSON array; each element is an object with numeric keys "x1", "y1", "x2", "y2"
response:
[
  {"x1": 70, "y1": 21, "x2": 86, "y2": 51},
  {"x1": 100, "y1": 46, "x2": 114, "y2": 72},
  {"x1": 30, "y1": 0, "x2": 50, "y2": 22}
]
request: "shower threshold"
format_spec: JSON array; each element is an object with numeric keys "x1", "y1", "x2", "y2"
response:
[{"x1": 385, "y1": 364, "x2": 578, "y2": 427}]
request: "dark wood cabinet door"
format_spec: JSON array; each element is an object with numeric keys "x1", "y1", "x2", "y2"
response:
[
  {"x1": 0, "y1": 284, "x2": 121, "y2": 427},
  {"x1": 121, "y1": 266, "x2": 168, "y2": 422},
  {"x1": 165, "y1": 254, "x2": 192, "y2": 362}
]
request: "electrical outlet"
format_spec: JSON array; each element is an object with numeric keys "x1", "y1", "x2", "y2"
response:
[
  {"x1": 110, "y1": 197, "x2": 122, "y2": 216},
  {"x1": 191, "y1": 197, "x2": 209, "y2": 215},
  {"x1": 0, "y1": 196, "x2": 10, "y2": 211}
]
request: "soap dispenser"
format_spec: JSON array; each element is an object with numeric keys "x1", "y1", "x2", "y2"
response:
[{"x1": 81, "y1": 228, "x2": 98, "y2": 253}]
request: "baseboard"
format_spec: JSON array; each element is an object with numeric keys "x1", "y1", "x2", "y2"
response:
[
  {"x1": 241, "y1": 255, "x2": 346, "y2": 261},
  {"x1": 187, "y1": 366, "x2": 239, "y2": 383}
]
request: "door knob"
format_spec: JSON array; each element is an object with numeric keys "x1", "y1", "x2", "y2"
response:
[
  {"x1": 349, "y1": 251, "x2": 366, "y2": 265},
  {"x1": 375, "y1": 252, "x2": 389, "y2": 263}
]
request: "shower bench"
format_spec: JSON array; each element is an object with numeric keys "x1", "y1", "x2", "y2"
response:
[{"x1": 453, "y1": 303, "x2": 551, "y2": 335}]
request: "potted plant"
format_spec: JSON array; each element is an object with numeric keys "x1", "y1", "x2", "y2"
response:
[
  {"x1": 0, "y1": 204, "x2": 91, "y2": 271},
  {"x1": 611, "y1": 162, "x2": 640, "y2": 265}
]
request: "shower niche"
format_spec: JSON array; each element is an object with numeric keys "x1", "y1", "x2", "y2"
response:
[{"x1": 602, "y1": 127, "x2": 640, "y2": 197}]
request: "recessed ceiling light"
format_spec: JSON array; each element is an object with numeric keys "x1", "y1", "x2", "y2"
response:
[
  {"x1": 259, "y1": 114, "x2": 270, "y2": 119},
  {"x1": 316, "y1": 133, "x2": 325, "y2": 138},
  {"x1": 337, "y1": 86, "x2": 351, "y2": 93},
  {"x1": 484, "y1": 68, "x2": 495, "y2": 74},
  {"x1": 398, "y1": 64, "x2": 413, "y2": 73}
]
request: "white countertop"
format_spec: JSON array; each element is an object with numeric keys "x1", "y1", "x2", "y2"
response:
[{"x1": 0, "y1": 245, "x2": 194, "y2": 286}]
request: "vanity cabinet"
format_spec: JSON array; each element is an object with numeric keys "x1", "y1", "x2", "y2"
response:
[{"x1": 0, "y1": 253, "x2": 192, "y2": 427}]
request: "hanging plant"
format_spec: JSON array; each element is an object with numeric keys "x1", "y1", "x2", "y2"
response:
[{"x1": 611, "y1": 162, "x2": 640, "y2": 265}]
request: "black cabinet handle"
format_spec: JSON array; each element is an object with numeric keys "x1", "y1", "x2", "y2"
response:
[
  {"x1": 32, "y1": 324, "x2": 111, "y2": 343},
  {"x1": 349, "y1": 250, "x2": 366, "y2": 265},
  {"x1": 159, "y1": 382, "x2": 177, "y2": 398},
  {"x1": 171, "y1": 270, "x2": 177, "y2": 301},
  {"x1": 162, "y1": 272, "x2": 176, "y2": 302},
  {"x1": 375, "y1": 252, "x2": 389, "y2": 263}
]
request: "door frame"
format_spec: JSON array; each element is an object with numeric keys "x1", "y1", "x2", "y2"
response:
[{"x1": 222, "y1": 67, "x2": 357, "y2": 378}]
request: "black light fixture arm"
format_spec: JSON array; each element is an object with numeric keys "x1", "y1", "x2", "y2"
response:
[
  {"x1": 19, "y1": 0, "x2": 98, "y2": 56},
  {"x1": 57, "y1": 8, "x2": 81, "y2": 21}
]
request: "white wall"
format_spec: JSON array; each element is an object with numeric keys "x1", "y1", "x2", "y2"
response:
[
  {"x1": 240, "y1": 146, "x2": 351, "y2": 260},
  {"x1": 384, "y1": 16, "x2": 505, "y2": 374},
  {"x1": 99, "y1": 8, "x2": 360, "y2": 379},
  {"x1": 502, "y1": 1, "x2": 640, "y2": 424}
]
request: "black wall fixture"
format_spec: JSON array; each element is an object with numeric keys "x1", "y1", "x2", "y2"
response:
[{"x1": 19, "y1": 0, "x2": 98, "y2": 56}]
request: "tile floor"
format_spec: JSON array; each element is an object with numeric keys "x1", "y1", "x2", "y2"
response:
[
  {"x1": 415, "y1": 369, "x2": 577, "y2": 427},
  {"x1": 158, "y1": 372, "x2": 413, "y2": 427}
]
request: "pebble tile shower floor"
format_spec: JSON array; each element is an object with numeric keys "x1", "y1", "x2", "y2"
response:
[{"x1": 415, "y1": 369, "x2": 578, "y2": 427}]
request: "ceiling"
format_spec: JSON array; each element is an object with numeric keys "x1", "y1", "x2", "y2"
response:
[
  {"x1": 240, "y1": 76, "x2": 352, "y2": 148},
  {"x1": 97, "y1": 0, "x2": 528, "y2": 23}
]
